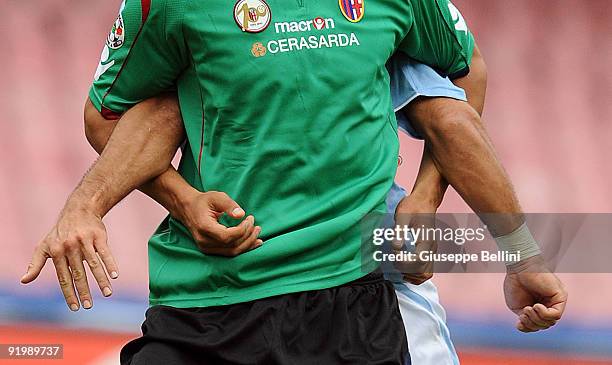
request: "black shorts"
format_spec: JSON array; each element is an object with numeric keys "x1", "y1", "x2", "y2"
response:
[{"x1": 121, "y1": 271, "x2": 410, "y2": 365}]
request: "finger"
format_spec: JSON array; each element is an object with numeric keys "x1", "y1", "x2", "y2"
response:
[
  {"x1": 203, "y1": 227, "x2": 263, "y2": 257},
  {"x1": 391, "y1": 228, "x2": 412, "y2": 252},
  {"x1": 516, "y1": 321, "x2": 535, "y2": 333},
  {"x1": 391, "y1": 238, "x2": 405, "y2": 252},
  {"x1": 67, "y1": 250, "x2": 93, "y2": 309},
  {"x1": 20, "y1": 247, "x2": 49, "y2": 284},
  {"x1": 52, "y1": 256, "x2": 79, "y2": 311},
  {"x1": 533, "y1": 302, "x2": 564, "y2": 322},
  {"x1": 524, "y1": 307, "x2": 551, "y2": 328},
  {"x1": 205, "y1": 219, "x2": 251, "y2": 247},
  {"x1": 531, "y1": 305, "x2": 558, "y2": 327},
  {"x1": 517, "y1": 320, "x2": 537, "y2": 333},
  {"x1": 94, "y1": 232, "x2": 119, "y2": 279},
  {"x1": 234, "y1": 216, "x2": 256, "y2": 246},
  {"x1": 524, "y1": 306, "x2": 554, "y2": 328},
  {"x1": 519, "y1": 313, "x2": 540, "y2": 332},
  {"x1": 209, "y1": 192, "x2": 245, "y2": 218},
  {"x1": 82, "y1": 241, "x2": 112, "y2": 297},
  {"x1": 237, "y1": 225, "x2": 263, "y2": 253},
  {"x1": 392, "y1": 216, "x2": 412, "y2": 251}
]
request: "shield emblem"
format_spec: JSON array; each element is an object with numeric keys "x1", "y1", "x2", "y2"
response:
[
  {"x1": 339, "y1": 0, "x2": 364, "y2": 23},
  {"x1": 106, "y1": 13, "x2": 125, "y2": 49}
]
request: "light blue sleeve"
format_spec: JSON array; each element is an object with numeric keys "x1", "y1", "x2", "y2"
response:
[
  {"x1": 387, "y1": 52, "x2": 467, "y2": 139},
  {"x1": 386, "y1": 183, "x2": 408, "y2": 214}
]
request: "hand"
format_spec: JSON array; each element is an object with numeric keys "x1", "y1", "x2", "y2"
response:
[
  {"x1": 21, "y1": 205, "x2": 118, "y2": 311},
  {"x1": 504, "y1": 255, "x2": 568, "y2": 332},
  {"x1": 393, "y1": 195, "x2": 438, "y2": 285},
  {"x1": 178, "y1": 191, "x2": 263, "y2": 257}
]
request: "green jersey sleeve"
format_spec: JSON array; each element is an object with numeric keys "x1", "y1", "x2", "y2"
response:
[
  {"x1": 89, "y1": 0, "x2": 188, "y2": 118},
  {"x1": 398, "y1": 0, "x2": 475, "y2": 79}
]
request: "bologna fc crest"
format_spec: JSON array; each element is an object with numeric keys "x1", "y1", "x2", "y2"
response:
[
  {"x1": 234, "y1": 0, "x2": 272, "y2": 33},
  {"x1": 339, "y1": 0, "x2": 364, "y2": 23},
  {"x1": 106, "y1": 5, "x2": 125, "y2": 49}
]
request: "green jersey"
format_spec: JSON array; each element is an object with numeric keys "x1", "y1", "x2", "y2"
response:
[{"x1": 90, "y1": 0, "x2": 474, "y2": 308}]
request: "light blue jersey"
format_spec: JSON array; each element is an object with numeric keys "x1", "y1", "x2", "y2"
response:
[{"x1": 386, "y1": 54, "x2": 466, "y2": 365}]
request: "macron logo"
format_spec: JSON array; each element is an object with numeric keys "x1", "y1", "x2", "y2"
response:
[
  {"x1": 313, "y1": 17, "x2": 327, "y2": 30},
  {"x1": 274, "y1": 17, "x2": 335, "y2": 34}
]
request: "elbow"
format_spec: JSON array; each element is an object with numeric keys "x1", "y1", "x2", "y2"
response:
[
  {"x1": 472, "y1": 45, "x2": 488, "y2": 91},
  {"x1": 421, "y1": 101, "x2": 482, "y2": 146},
  {"x1": 83, "y1": 116, "x2": 97, "y2": 152},
  {"x1": 83, "y1": 99, "x2": 99, "y2": 149},
  {"x1": 473, "y1": 60, "x2": 488, "y2": 93},
  {"x1": 83, "y1": 98, "x2": 116, "y2": 154}
]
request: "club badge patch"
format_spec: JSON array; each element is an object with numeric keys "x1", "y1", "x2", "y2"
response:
[
  {"x1": 233, "y1": 0, "x2": 271, "y2": 33},
  {"x1": 339, "y1": 0, "x2": 364, "y2": 23},
  {"x1": 106, "y1": 12, "x2": 125, "y2": 49}
]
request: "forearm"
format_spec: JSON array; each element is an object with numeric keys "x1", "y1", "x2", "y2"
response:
[
  {"x1": 408, "y1": 45, "x2": 487, "y2": 210},
  {"x1": 435, "y1": 45, "x2": 524, "y2": 233},
  {"x1": 78, "y1": 95, "x2": 186, "y2": 217},
  {"x1": 85, "y1": 99, "x2": 195, "y2": 219},
  {"x1": 408, "y1": 98, "x2": 523, "y2": 235},
  {"x1": 409, "y1": 148, "x2": 448, "y2": 209},
  {"x1": 139, "y1": 168, "x2": 199, "y2": 221}
]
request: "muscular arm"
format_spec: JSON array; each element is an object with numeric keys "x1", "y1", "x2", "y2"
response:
[
  {"x1": 84, "y1": 97, "x2": 261, "y2": 256},
  {"x1": 405, "y1": 44, "x2": 524, "y2": 235},
  {"x1": 22, "y1": 94, "x2": 262, "y2": 311},
  {"x1": 394, "y1": 45, "x2": 487, "y2": 284},
  {"x1": 405, "y1": 45, "x2": 488, "y2": 212},
  {"x1": 84, "y1": 97, "x2": 197, "y2": 221},
  {"x1": 80, "y1": 94, "x2": 186, "y2": 217},
  {"x1": 401, "y1": 45, "x2": 566, "y2": 334},
  {"x1": 21, "y1": 95, "x2": 186, "y2": 310}
]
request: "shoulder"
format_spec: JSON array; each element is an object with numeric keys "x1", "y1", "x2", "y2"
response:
[{"x1": 407, "y1": 0, "x2": 452, "y2": 18}]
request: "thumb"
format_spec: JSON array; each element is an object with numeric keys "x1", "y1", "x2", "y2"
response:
[
  {"x1": 209, "y1": 192, "x2": 245, "y2": 218},
  {"x1": 20, "y1": 247, "x2": 49, "y2": 284},
  {"x1": 534, "y1": 297, "x2": 566, "y2": 321}
]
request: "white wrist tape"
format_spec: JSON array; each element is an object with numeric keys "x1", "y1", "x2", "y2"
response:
[{"x1": 494, "y1": 222, "x2": 541, "y2": 265}]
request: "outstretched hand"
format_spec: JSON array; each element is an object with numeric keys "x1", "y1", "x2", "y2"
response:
[{"x1": 21, "y1": 205, "x2": 118, "y2": 311}]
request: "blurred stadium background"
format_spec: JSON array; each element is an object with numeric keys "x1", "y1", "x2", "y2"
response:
[{"x1": 1, "y1": 0, "x2": 611, "y2": 364}]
